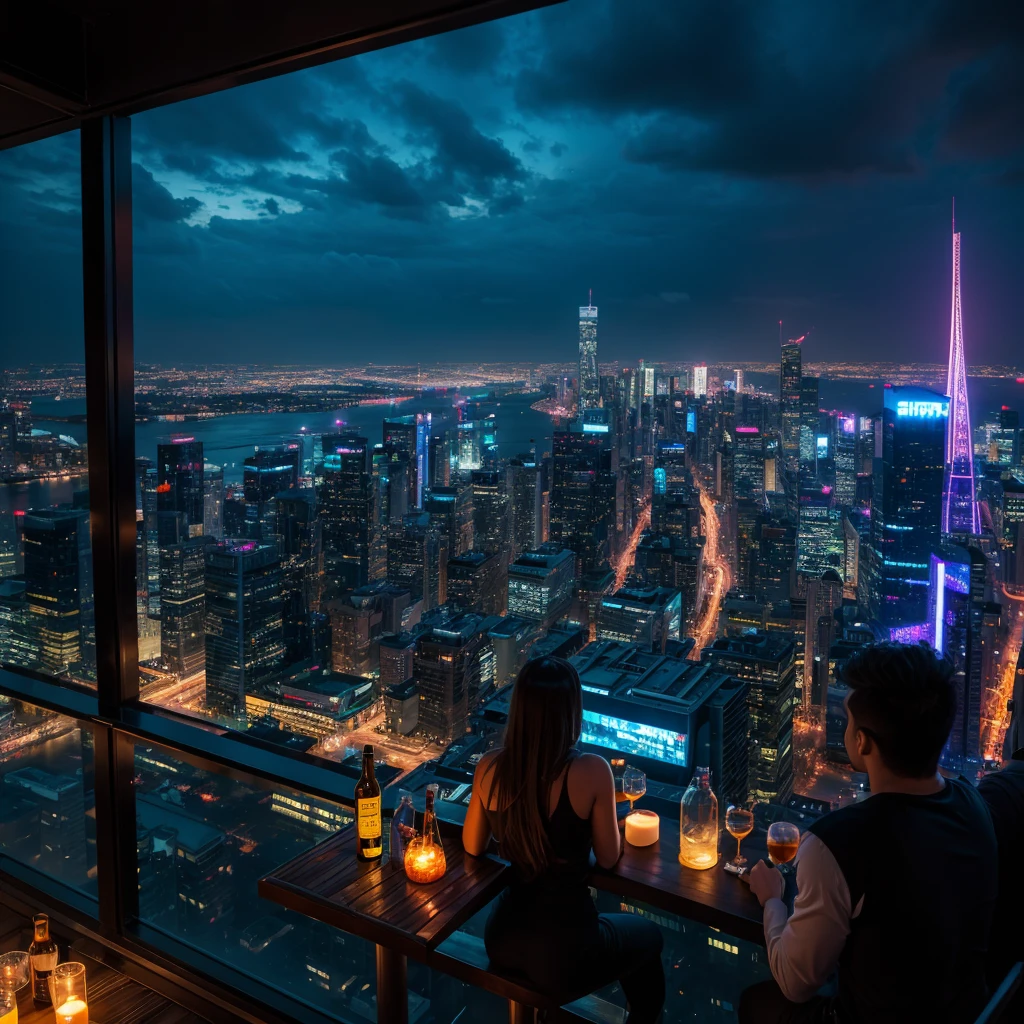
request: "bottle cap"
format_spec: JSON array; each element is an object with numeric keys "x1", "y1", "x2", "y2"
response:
[{"x1": 363, "y1": 743, "x2": 374, "y2": 755}]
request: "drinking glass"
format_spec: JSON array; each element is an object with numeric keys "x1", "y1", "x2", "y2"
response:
[
  {"x1": 623, "y1": 767, "x2": 646, "y2": 812},
  {"x1": 610, "y1": 758, "x2": 628, "y2": 806},
  {"x1": 767, "y1": 821, "x2": 800, "y2": 873},
  {"x1": 725, "y1": 803, "x2": 755, "y2": 868},
  {"x1": 1, "y1": 988, "x2": 16, "y2": 1024},
  {"x1": 0, "y1": 952, "x2": 29, "y2": 994},
  {"x1": 48, "y1": 963, "x2": 87, "y2": 1024}
]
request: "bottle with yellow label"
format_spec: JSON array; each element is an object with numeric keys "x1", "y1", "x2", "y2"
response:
[{"x1": 355, "y1": 743, "x2": 382, "y2": 862}]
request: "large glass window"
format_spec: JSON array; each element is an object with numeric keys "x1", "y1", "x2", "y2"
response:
[
  {"x1": 132, "y1": 744, "x2": 378, "y2": 1019},
  {"x1": 0, "y1": 698, "x2": 96, "y2": 899},
  {"x1": 0, "y1": 133, "x2": 93, "y2": 689}
]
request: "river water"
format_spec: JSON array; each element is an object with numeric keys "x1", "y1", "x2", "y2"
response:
[
  {"x1": 5, "y1": 376, "x2": 1023, "y2": 515},
  {"x1": 1, "y1": 392, "x2": 556, "y2": 513}
]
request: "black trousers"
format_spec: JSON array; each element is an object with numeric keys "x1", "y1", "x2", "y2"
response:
[
  {"x1": 485, "y1": 888, "x2": 665, "y2": 1023},
  {"x1": 738, "y1": 980, "x2": 835, "y2": 1024}
]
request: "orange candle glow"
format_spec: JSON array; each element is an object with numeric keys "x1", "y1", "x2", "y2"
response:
[
  {"x1": 54, "y1": 999, "x2": 89, "y2": 1024},
  {"x1": 404, "y1": 837, "x2": 447, "y2": 883}
]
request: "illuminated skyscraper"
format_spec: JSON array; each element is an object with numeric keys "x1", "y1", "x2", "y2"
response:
[
  {"x1": 578, "y1": 294, "x2": 599, "y2": 409},
  {"x1": 22, "y1": 509, "x2": 94, "y2": 677},
  {"x1": 929, "y1": 546, "x2": 987, "y2": 770},
  {"x1": 780, "y1": 336, "x2": 804, "y2": 466},
  {"x1": 320, "y1": 437, "x2": 377, "y2": 592},
  {"x1": 734, "y1": 369, "x2": 745, "y2": 395},
  {"x1": 693, "y1": 363, "x2": 708, "y2": 400},
  {"x1": 157, "y1": 437, "x2": 205, "y2": 537},
  {"x1": 942, "y1": 212, "x2": 980, "y2": 536},
  {"x1": 204, "y1": 540, "x2": 285, "y2": 715},
  {"x1": 243, "y1": 445, "x2": 298, "y2": 539},
  {"x1": 871, "y1": 386, "x2": 947, "y2": 629}
]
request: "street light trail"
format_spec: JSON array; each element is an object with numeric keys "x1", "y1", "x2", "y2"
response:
[
  {"x1": 613, "y1": 499, "x2": 651, "y2": 590},
  {"x1": 691, "y1": 478, "x2": 732, "y2": 658},
  {"x1": 982, "y1": 584, "x2": 1024, "y2": 761}
]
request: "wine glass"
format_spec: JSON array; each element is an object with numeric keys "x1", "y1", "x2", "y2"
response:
[
  {"x1": 623, "y1": 766, "x2": 646, "y2": 813},
  {"x1": 767, "y1": 821, "x2": 800, "y2": 873},
  {"x1": 610, "y1": 758, "x2": 627, "y2": 806},
  {"x1": 725, "y1": 803, "x2": 755, "y2": 868}
]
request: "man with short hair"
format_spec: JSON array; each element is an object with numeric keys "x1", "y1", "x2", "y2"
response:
[{"x1": 739, "y1": 643, "x2": 997, "y2": 1024}]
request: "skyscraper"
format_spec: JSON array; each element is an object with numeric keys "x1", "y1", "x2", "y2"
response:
[
  {"x1": 383, "y1": 414, "x2": 430, "y2": 509},
  {"x1": 780, "y1": 336, "x2": 804, "y2": 467},
  {"x1": 578, "y1": 294, "x2": 599, "y2": 409},
  {"x1": 507, "y1": 543, "x2": 576, "y2": 625},
  {"x1": 871, "y1": 386, "x2": 948, "y2": 629},
  {"x1": 320, "y1": 438, "x2": 377, "y2": 593},
  {"x1": 22, "y1": 508, "x2": 94, "y2": 677},
  {"x1": 243, "y1": 446, "x2": 298, "y2": 539},
  {"x1": 930, "y1": 546, "x2": 988, "y2": 770},
  {"x1": 693, "y1": 363, "x2": 708, "y2": 400},
  {"x1": 706, "y1": 631, "x2": 796, "y2": 804},
  {"x1": 550, "y1": 418, "x2": 617, "y2": 576},
  {"x1": 160, "y1": 538, "x2": 208, "y2": 679},
  {"x1": 386, "y1": 512, "x2": 445, "y2": 610},
  {"x1": 204, "y1": 541, "x2": 286, "y2": 715},
  {"x1": 942, "y1": 213, "x2": 980, "y2": 537},
  {"x1": 157, "y1": 437, "x2": 205, "y2": 539}
]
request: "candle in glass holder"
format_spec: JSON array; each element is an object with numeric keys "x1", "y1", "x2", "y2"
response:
[
  {"x1": 624, "y1": 809, "x2": 659, "y2": 847},
  {"x1": 403, "y1": 784, "x2": 447, "y2": 884},
  {"x1": 404, "y1": 838, "x2": 446, "y2": 883},
  {"x1": 54, "y1": 998, "x2": 88, "y2": 1024},
  {"x1": 47, "y1": 963, "x2": 86, "y2": 1024}
]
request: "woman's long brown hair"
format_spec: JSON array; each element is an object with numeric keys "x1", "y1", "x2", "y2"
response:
[{"x1": 486, "y1": 656, "x2": 583, "y2": 879}]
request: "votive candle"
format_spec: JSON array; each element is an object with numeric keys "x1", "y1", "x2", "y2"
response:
[
  {"x1": 54, "y1": 999, "x2": 88, "y2": 1024},
  {"x1": 624, "y1": 809, "x2": 660, "y2": 847}
]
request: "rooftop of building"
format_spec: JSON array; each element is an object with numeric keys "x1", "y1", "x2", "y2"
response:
[
  {"x1": 384, "y1": 678, "x2": 418, "y2": 701},
  {"x1": 447, "y1": 549, "x2": 497, "y2": 570},
  {"x1": 601, "y1": 584, "x2": 681, "y2": 610},
  {"x1": 509, "y1": 543, "x2": 574, "y2": 572},
  {"x1": 707, "y1": 629, "x2": 795, "y2": 662}
]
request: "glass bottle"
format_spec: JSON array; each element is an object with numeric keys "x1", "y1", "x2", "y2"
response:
[
  {"x1": 679, "y1": 766, "x2": 719, "y2": 870},
  {"x1": 28, "y1": 915, "x2": 57, "y2": 1005},
  {"x1": 354, "y1": 744, "x2": 382, "y2": 862},
  {"x1": 389, "y1": 792, "x2": 416, "y2": 873}
]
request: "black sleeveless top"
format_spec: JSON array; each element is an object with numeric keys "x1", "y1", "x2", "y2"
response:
[{"x1": 483, "y1": 750, "x2": 593, "y2": 898}]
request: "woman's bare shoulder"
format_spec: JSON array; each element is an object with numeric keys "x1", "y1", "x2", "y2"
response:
[
  {"x1": 473, "y1": 748, "x2": 501, "y2": 797},
  {"x1": 573, "y1": 752, "x2": 614, "y2": 782}
]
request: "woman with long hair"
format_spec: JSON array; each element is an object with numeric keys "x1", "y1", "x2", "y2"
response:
[{"x1": 463, "y1": 656, "x2": 665, "y2": 1022}]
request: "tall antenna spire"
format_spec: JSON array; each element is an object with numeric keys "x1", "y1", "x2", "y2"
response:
[
  {"x1": 589, "y1": 287, "x2": 592, "y2": 307},
  {"x1": 779, "y1": 319, "x2": 782, "y2": 345},
  {"x1": 942, "y1": 206, "x2": 980, "y2": 536}
]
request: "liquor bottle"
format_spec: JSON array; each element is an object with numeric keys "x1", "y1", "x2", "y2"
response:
[
  {"x1": 355, "y1": 744, "x2": 382, "y2": 862},
  {"x1": 28, "y1": 914, "x2": 58, "y2": 1005}
]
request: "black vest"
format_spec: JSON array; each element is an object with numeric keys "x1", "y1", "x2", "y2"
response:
[{"x1": 808, "y1": 779, "x2": 997, "y2": 1024}]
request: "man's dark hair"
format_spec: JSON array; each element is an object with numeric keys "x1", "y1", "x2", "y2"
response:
[{"x1": 840, "y1": 642, "x2": 956, "y2": 778}]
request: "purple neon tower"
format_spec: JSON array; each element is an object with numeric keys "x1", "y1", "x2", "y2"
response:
[{"x1": 942, "y1": 209, "x2": 980, "y2": 536}]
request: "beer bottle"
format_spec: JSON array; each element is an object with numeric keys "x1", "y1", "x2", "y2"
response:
[
  {"x1": 355, "y1": 744, "x2": 382, "y2": 862},
  {"x1": 28, "y1": 914, "x2": 58, "y2": 1005}
]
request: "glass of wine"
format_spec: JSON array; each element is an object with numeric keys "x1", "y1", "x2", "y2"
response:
[
  {"x1": 623, "y1": 766, "x2": 646, "y2": 812},
  {"x1": 725, "y1": 803, "x2": 755, "y2": 868},
  {"x1": 767, "y1": 821, "x2": 800, "y2": 873},
  {"x1": 611, "y1": 758, "x2": 628, "y2": 814}
]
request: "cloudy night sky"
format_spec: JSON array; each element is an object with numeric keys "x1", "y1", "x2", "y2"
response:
[{"x1": 2, "y1": 0, "x2": 1023, "y2": 369}]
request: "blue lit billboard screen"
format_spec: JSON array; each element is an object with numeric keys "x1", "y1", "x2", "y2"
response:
[{"x1": 581, "y1": 709, "x2": 688, "y2": 766}]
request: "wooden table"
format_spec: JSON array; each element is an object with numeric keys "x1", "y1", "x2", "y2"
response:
[
  {"x1": 589, "y1": 816, "x2": 767, "y2": 945},
  {"x1": 260, "y1": 818, "x2": 767, "y2": 1022},
  {"x1": 258, "y1": 826, "x2": 509, "y2": 1024}
]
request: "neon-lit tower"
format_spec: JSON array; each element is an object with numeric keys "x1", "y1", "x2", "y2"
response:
[
  {"x1": 578, "y1": 290, "x2": 599, "y2": 410},
  {"x1": 942, "y1": 205, "x2": 980, "y2": 536}
]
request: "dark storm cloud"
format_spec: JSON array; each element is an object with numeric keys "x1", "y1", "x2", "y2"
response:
[
  {"x1": 2, "y1": 0, "x2": 1023, "y2": 367},
  {"x1": 132, "y1": 164, "x2": 203, "y2": 222},
  {"x1": 520, "y1": 0, "x2": 1024, "y2": 182}
]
